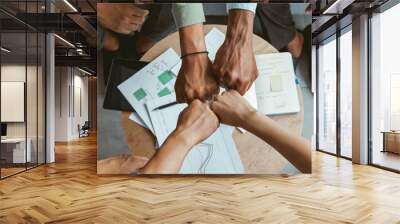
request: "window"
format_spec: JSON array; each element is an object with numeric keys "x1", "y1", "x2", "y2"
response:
[
  {"x1": 370, "y1": 2, "x2": 400, "y2": 171},
  {"x1": 316, "y1": 26, "x2": 353, "y2": 159},
  {"x1": 317, "y1": 36, "x2": 337, "y2": 154},
  {"x1": 0, "y1": 1, "x2": 47, "y2": 179},
  {"x1": 339, "y1": 28, "x2": 352, "y2": 158}
]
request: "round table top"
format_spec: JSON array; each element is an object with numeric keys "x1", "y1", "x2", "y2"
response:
[{"x1": 122, "y1": 25, "x2": 304, "y2": 174}]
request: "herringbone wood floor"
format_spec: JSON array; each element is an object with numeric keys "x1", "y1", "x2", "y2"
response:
[{"x1": 1, "y1": 135, "x2": 399, "y2": 224}]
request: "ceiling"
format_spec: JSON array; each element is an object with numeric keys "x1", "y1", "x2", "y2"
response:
[
  {"x1": 0, "y1": 0, "x2": 96, "y2": 73},
  {"x1": 311, "y1": 0, "x2": 393, "y2": 43},
  {"x1": 3, "y1": 0, "x2": 394, "y2": 74},
  {"x1": 0, "y1": 0, "x2": 96, "y2": 14}
]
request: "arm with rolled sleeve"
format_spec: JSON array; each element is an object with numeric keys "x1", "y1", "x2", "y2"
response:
[
  {"x1": 212, "y1": 3, "x2": 258, "y2": 95},
  {"x1": 172, "y1": 3, "x2": 219, "y2": 103}
]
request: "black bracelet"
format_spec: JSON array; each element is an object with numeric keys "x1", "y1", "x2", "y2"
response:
[{"x1": 181, "y1": 51, "x2": 208, "y2": 59}]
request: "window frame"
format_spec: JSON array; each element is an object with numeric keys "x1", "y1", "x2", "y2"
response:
[
  {"x1": 315, "y1": 24, "x2": 353, "y2": 160},
  {"x1": 0, "y1": 0, "x2": 48, "y2": 180},
  {"x1": 367, "y1": 1, "x2": 400, "y2": 173}
]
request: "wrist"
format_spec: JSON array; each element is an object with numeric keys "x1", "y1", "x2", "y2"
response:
[
  {"x1": 181, "y1": 51, "x2": 208, "y2": 59},
  {"x1": 226, "y1": 10, "x2": 254, "y2": 45},
  {"x1": 181, "y1": 51, "x2": 208, "y2": 65},
  {"x1": 240, "y1": 109, "x2": 258, "y2": 130},
  {"x1": 169, "y1": 128, "x2": 197, "y2": 151},
  {"x1": 179, "y1": 24, "x2": 207, "y2": 55}
]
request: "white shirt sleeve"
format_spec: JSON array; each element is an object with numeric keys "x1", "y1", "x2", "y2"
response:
[{"x1": 226, "y1": 3, "x2": 257, "y2": 14}]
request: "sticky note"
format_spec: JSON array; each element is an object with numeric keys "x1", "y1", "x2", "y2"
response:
[
  {"x1": 133, "y1": 88, "x2": 147, "y2": 101},
  {"x1": 270, "y1": 75, "x2": 284, "y2": 92},
  {"x1": 158, "y1": 71, "x2": 174, "y2": 85},
  {"x1": 157, "y1": 87, "x2": 171, "y2": 97}
]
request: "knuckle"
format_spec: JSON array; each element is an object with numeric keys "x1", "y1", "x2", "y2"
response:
[
  {"x1": 212, "y1": 86, "x2": 220, "y2": 95},
  {"x1": 254, "y1": 70, "x2": 259, "y2": 78},
  {"x1": 192, "y1": 99, "x2": 202, "y2": 106},
  {"x1": 195, "y1": 88, "x2": 206, "y2": 98},
  {"x1": 117, "y1": 24, "x2": 125, "y2": 33},
  {"x1": 123, "y1": 17, "x2": 131, "y2": 23},
  {"x1": 216, "y1": 68, "x2": 225, "y2": 76},
  {"x1": 237, "y1": 78, "x2": 245, "y2": 86},
  {"x1": 228, "y1": 89, "x2": 237, "y2": 96},
  {"x1": 186, "y1": 96, "x2": 194, "y2": 103}
]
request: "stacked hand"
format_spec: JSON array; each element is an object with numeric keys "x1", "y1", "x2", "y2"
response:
[
  {"x1": 144, "y1": 89, "x2": 311, "y2": 174},
  {"x1": 176, "y1": 90, "x2": 256, "y2": 149},
  {"x1": 174, "y1": 99, "x2": 220, "y2": 146},
  {"x1": 140, "y1": 100, "x2": 221, "y2": 174}
]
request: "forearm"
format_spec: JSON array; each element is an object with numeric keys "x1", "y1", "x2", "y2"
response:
[
  {"x1": 242, "y1": 112, "x2": 311, "y2": 173},
  {"x1": 174, "y1": 3, "x2": 206, "y2": 56},
  {"x1": 225, "y1": 10, "x2": 254, "y2": 45},
  {"x1": 97, "y1": 154, "x2": 148, "y2": 174},
  {"x1": 179, "y1": 24, "x2": 206, "y2": 55},
  {"x1": 140, "y1": 131, "x2": 193, "y2": 174}
]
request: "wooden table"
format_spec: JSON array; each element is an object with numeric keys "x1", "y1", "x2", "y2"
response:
[{"x1": 121, "y1": 25, "x2": 304, "y2": 174}]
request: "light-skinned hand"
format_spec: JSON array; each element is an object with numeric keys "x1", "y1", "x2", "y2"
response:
[
  {"x1": 174, "y1": 99, "x2": 219, "y2": 146},
  {"x1": 211, "y1": 90, "x2": 256, "y2": 127}
]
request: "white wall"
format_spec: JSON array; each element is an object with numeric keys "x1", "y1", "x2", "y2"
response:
[
  {"x1": 55, "y1": 66, "x2": 69, "y2": 141},
  {"x1": 1, "y1": 65, "x2": 41, "y2": 138},
  {"x1": 1, "y1": 63, "x2": 46, "y2": 164},
  {"x1": 54, "y1": 67, "x2": 89, "y2": 141}
]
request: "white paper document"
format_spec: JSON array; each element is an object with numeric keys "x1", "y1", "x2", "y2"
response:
[
  {"x1": 254, "y1": 52, "x2": 300, "y2": 115},
  {"x1": 145, "y1": 95, "x2": 244, "y2": 174},
  {"x1": 128, "y1": 112, "x2": 149, "y2": 130},
  {"x1": 204, "y1": 28, "x2": 225, "y2": 62},
  {"x1": 118, "y1": 48, "x2": 180, "y2": 133},
  {"x1": 145, "y1": 94, "x2": 184, "y2": 145}
]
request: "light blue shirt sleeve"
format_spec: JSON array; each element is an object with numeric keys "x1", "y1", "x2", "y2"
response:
[
  {"x1": 226, "y1": 3, "x2": 257, "y2": 14},
  {"x1": 172, "y1": 3, "x2": 205, "y2": 28}
]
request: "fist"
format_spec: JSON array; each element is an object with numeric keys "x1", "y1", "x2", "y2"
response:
[
  {"x1": 176, "y1": 100, "x2": 219, "y2": 145},
  {"x1": 213, "y1": 40, "x2": 258, "y2": 95},
  {"x1": 213, "y1": 9, "x2": 258, "y2": 95},
  {"x1": 175, "y1": 54, "x2": 219, "y2": 103},
  {"x1": 211, "y1": 90, "x2": 256, "y2": 127}
]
